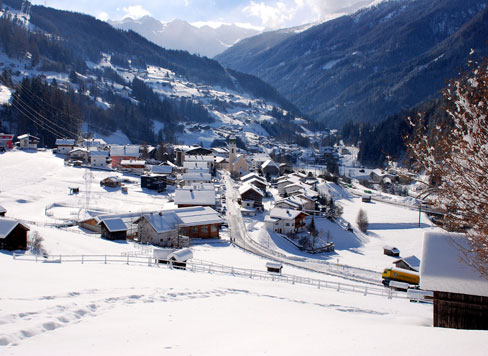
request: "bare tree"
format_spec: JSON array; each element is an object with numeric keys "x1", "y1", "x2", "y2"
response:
[
  {"x1": 407, "y1": 56, "x2": 488, "y2": 277},
  {"x1": 30, "y1": 231, "x2": 48, "y2": 257},
  {"x1": 356, "y1": 209, "x2": 368, "y2": 233}
]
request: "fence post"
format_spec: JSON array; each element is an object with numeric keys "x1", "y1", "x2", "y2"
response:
[
  {"x1": 36, "y1": 254, "x2": 38, "y2": 263},
  {"x1": 169, "y1": 260, "x2": 173, "y2": 270},
  {"x1": 250, "y1": 270, "x2": 253, "y2": 279},
  {"x1": 337, "y1": 283, "x2": 340, "y2": 292},
  {"x1": 127, "y1": 255, "x2": 129, "y2": 265},
  {"x1": 59, "y1": 255, "x2": 62, "y2": 263},
  {"x1": 364, "y1": 287, "x2": 368, "y2": 296},
  {"x1": 388, "y1": 289, "x2": 392, "y2": 299},
  {"x1": 104, "y1": 255, "x2": 107, "y2": 264},
  {"x1": 292, "y1": 275, "x2": 295, "y2": 285},
  {"x1": 13, "y1": 252, "x2": 15, "y2": 260},
  {"x1": 318, "y1": 280, "x2": 321, "y2": 289},
  {"x1": 81, "y1": 255, "x2": 84, "y2": 264},
  {"x1": 148, "y1": 257, "x2": 151, "y2": 267},
  {"x1": 208, "y1": 265, "x2": 212, "y2": 274}
]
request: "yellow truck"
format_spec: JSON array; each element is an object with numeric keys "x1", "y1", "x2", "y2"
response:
[{"x1": 382, "y1": 267, "x2": 419, "y2": 287}]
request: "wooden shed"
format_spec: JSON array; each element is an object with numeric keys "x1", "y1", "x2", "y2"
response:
[
  {"x1": 98, "y1": 218, "x2": 128, "y2": 241},
  {"x1": 383, "y1": 245, "x2": 400, "y2": 257},
  {"x1": 266, "y1": 262, "x2": 283, "y2": 274},
  {"x1": 0, "y1": 218, "x2": 29, "y2": 251},
  {"x1": 421, "y1": 232, "x2": 488, "y2": 330}
]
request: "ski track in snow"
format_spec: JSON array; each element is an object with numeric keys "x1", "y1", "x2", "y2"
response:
[{"x1": 0, "y1": 286, "x2": 385, "y2": 347}]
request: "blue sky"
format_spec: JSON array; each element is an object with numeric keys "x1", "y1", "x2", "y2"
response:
[{"x1": 30, "y1": 1, "x2": 380, "y2": 29}]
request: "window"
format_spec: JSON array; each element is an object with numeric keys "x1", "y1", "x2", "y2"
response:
[
  {"x1": 191, "y1": 226, "x2": 199, "y2": 234},
  {"x1": 201, "y1": 226, "x2": 209, "y2": 234},
  {"x1": 286, "y1": 223, "x2": 290, "y2": 227},
  {"x1": 211, "y1": 225, "x2": 218, "y2": 233}
]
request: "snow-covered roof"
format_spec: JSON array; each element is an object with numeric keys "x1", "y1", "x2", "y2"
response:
[
  {"x1": 185, "y1": 155, "x2": 214, "y2": 162},
  {"x1": 175, "y1": 189, "x2": 216, "y2": 206},
  {"x1": 247, "y1": 178, "x2": 267, "y2": 186},
  {"x1": 140, "y1": 207, "x2": 223, "y2": 233},
  {"x1": 141, "y1": 212, "x2": 179, "y2": 233},
  {"x1": 394, "y1": 255, "x2": 421, "y2": 271},
  {"x1": 239, "y1": 184, "x2": 265, "y2": 197},
  {"x1": 180, "y1": 183, "x2": 215, "y2": 191},
  {"x1": 69, "y1": 148, "x2": 88, "y2": 154},
  {"x1": 175, "y1": 207, "x2": 223, "y2": 227},
  {"x1": 167, "y1": 248, "x2": 193, "y2": 262},
  {"x1": 89, "y1": 150, "x2": 109, "y2": 157},
  {"x1": 151, "y1": 165, "x2": 173, "y2": 175},
  {"x1": 55, "y1": 138, "x2": 75, "y2": 146},
  {"x1": 184, "y1": 161, "x2": 209, "y2": 170},
  {"x1": 99, "y1": 218, "x2": 127, "y2": 232},
  {"x1": 120, "y1": 160, "x2": 146, "y2": 166},
  {"x1": 270, "y1": 208, "x2": 304, "y2": 220},
  {"x1": 275, "y1": 199, "x2": 301, "y2": 209},
  {"x1": 182, "y1": 172, "x2": 212, "y2": 182},
  {"x1": 420, "y1": 232, "x2": 488, "y2": 297},
  {"x1": 17, "y1": 134, "x2": 39, "y2": 140},
  {"x1": 240, "y1": 173, "x2": 264, "y2": 182},
  {"x1": 0, "y1": 218, "x2": 29, "y2": 238},
  {"x1": 261, "y1": 160, "x2": 279, "y2": 170},
  {"x1": 110, "y1": 145, "x2": 140, "y2": 157}
]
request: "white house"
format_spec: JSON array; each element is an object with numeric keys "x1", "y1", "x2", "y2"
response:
[
  {"x1": 17, "y1": 134, "x2": 40, "y2": 150},
  {"x1": 265, "y1": 208, "x2": 308, "y2": 235},
  {"x1": 55, "y1": 138, "x2": 76, "y2": 154},
  {"x1": 136, "y1": 207, "x2": 223, "y2": 247},
  {"x1": 89, "y1": 150, "x2": 110, "y2": 168}
]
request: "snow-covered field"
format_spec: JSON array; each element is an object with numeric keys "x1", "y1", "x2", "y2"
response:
[{"x1": 1, "y1": 150, "x2": 486, "y2": 354}]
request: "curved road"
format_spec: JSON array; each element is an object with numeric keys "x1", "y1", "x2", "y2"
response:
[{"x1": 223, "y1": 173, "x2": 383, "y2": 286}]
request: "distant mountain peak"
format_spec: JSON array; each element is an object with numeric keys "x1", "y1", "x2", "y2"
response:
[{"x1": 109, "y1": 16, "x2": 260, "y2": 58}]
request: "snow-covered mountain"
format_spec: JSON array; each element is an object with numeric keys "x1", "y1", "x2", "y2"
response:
[
  {"x1": 216, "y1": 0, "x2": 488, "y2": 127},
  {"x1": 109, "y1": 16, "x2": 260, "y2": 58},
  {"x1": 0, "y1": 1, "x2": 306, "y2": 148}
]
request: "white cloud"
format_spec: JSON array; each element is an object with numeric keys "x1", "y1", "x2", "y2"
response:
[
  {"x1": 243, "y1": 1, "x2": 298, "y2": 29},
  {"x1": 121, "y1": 5, "x2": 151, "y2": 20},
  {"x1": 241, "y1": 0, "x2": 379, "y2": 29},
  {"x1": 97, "y1": 11, "x2": 109, "y2": 21}
]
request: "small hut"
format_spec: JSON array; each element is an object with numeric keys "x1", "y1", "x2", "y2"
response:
[
  {"x1": 266, "y1": 262, "x2": 283, "y2": 274},
  {"x1": 383, "y1": 245, "x2": 400, "y2": 257},
  {"x1": 0, "y1": 218, "x2": 29, "y2": 250},
  {"x1": 167, "y1": 248, "x2": 193, "y2": 269}
]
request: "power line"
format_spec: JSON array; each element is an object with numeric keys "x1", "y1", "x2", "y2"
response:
[{"x1": 12, "y1": 92, "x2": 79, "y2": 138}]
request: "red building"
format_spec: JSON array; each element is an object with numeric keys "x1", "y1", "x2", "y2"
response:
[{"x1": 0, "y1": 133, "x2": 14, "y2": 150}]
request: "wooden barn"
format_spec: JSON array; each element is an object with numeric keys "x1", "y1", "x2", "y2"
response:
[
  {"x1": 239, "y1": 184, "x2": 264, "y2": 211},
  {"x1": 98, "y1": 218, "x2": 128, "y2": 241},
  {"x1": 421, "y1": 232, "x2": 488, "y2": 330},
  {"x1": 0, "y1": 218, "x2": 29, "y2": 251}
]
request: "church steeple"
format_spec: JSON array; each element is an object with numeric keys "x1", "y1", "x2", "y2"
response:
[{"x1": 228, "y1": 135, "x2": 236, "y2": 173}]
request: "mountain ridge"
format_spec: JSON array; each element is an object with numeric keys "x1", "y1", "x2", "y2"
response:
[
  {"x1": 109, "y1": 16, "x2": 260, "y2": 58},
  {"x1": 216, "y1": 0, "x2": 488, "y2": 127}
]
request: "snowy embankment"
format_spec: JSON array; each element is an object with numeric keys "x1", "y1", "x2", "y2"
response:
[{"x1": 1, "y1": 254, "x2": 486, "y2": 356}]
